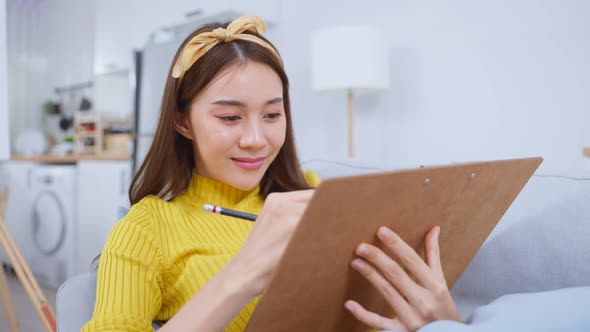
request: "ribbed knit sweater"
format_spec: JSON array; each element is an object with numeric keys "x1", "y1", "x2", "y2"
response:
[{"x1": 81, "y1": 171, "x2": 320, "y2": 331}]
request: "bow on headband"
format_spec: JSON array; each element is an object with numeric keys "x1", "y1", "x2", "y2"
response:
[{"x1": 172, "y1": 15, "x2": 282, "y2": 81}]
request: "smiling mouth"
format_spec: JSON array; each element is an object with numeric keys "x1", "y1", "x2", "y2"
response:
[{"x1": 231, "y1": 157, "x2": 266, "y2": 170}]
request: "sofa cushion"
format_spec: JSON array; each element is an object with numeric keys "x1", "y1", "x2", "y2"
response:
[{"x1": 418, "y1": 287, "x2": 590, "y2": 332}]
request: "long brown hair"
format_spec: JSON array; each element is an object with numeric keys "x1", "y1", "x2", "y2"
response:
[{"x1": 129, "y1": 22, "x2": 311, "y2": 205}]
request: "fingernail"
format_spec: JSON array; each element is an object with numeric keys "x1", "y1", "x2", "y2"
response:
[
  {"x1": 352, "y1": 259, "x2": 365, "y2": 269},
  {"x1": 345, "y1": 301, "x2": 356, "y2": 312},
  {"x1": 356, "y1": 244, "x2": 368, "y2": 256},
  {"x1": 378, "y1": 226, "x2": 393, "y2": 238}
]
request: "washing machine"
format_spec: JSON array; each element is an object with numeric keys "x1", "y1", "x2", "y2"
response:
[{"x1": 28, "y1": 165, "x2": 78, "y2": 288}]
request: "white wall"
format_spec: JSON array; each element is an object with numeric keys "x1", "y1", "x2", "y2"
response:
[
  {"x1": 269, "y1": 0, "x2": 590, "y2": 172},
  {"x1": 0, "y1": 0, "x2": 8, "y2": 160},
  {"x1": 7, "y1": 0, "x2": 95, "y2": 148},
  {"x1": 6, "y1": 0, "x2": 589, "y2": 171}
]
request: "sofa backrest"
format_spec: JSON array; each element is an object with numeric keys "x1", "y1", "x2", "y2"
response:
[{"x1": 451, "y1": 171, "x2": 590, "y2": 315}]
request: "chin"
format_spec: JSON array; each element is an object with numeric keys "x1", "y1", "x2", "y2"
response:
[{"x1": 226, "y1": 171, "x2": 265, "y2": 191}]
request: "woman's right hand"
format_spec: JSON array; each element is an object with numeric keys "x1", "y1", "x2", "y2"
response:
[
  {"x1": 231, "y1": 190, "x2": 315, "y2": 296},
  {"x1": 162, "y1": 190, "x2": 314, "y2": 332}
]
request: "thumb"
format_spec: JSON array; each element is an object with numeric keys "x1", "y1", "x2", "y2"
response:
[{"x1": 425, "y1": 226, "x2": 445, "y2": 280}]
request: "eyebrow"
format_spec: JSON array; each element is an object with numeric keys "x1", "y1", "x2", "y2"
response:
[{"x1": 211, "y1": 97, "x2": 283, "y2": 107}]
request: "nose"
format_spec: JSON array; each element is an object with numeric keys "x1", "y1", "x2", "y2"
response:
[{"x1": 238, "y1": 119, "x2": 266, "y2": 150}]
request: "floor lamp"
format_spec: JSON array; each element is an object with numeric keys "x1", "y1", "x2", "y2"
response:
[{"x1": 311, "y1": 25, "x2": 390, "y2": 158}]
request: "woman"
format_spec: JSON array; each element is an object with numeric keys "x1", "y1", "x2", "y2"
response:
[{"x1": 82, "y1": 15, "x2": 461, "y2": 332}]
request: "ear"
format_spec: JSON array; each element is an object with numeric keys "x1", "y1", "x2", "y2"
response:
[{"x1": 174, "y1": 111, "x2": 194, "y2": 140}]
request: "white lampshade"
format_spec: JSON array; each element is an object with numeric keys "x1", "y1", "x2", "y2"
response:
[{"x1": 311, "y1": 25, "x2": 390, "y2": 93}]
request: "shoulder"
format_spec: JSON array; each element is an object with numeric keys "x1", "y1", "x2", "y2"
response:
[
  {"x1": 135, "y1": 194, "x2": 171, "y2": 211},
  {"x1": 100, "y1": 196, "x2": 166, "y2": 274},
  {"x1": 121, "y1": 196, "x2": 165, "y2": 224},
  {"x1": 304, "y1": 170, "x2": 321, "y2": 187},
  {"x1": 107, "y1": 195, "x2": 167, "y2": 243}
]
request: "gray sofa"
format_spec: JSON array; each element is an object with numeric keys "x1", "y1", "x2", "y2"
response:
[{"x1": 57, "y1": 161, "x2": 590, "y2": 331}]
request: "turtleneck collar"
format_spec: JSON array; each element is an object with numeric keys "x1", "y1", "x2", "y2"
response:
[{"x1": 180, "y1": 171, "x2": 260, "y2": 208}]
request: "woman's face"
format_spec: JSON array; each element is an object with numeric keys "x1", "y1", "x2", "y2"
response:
[{"x1": 180, "y1": 61, "x2": 287, "y2": 190}]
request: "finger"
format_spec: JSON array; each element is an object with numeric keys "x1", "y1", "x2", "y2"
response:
[
  {"x1": 345, "y1": 300, "x2": 407, "y2": 332},
  {"x1": 377, "y1": 226, "x2": 439, "y2": 290},
  {"x1": 355, "y1": 244, "x2": 424, "y2": 304},
  {"x1": 262, "y1": 191, "x2": 313, "y2": 217},
  {"x1": 424, "y1": 226, "x2": 445, "y2": 280},
  {"x1": 351, "y1": 258, "x2": 420, "y2": 325},
  {"x1": 288, "y1": 199, "x2": 312, "y2": 216},
  {"x1": 286, "y1": 189, "x2": 315, "y2": 202}
]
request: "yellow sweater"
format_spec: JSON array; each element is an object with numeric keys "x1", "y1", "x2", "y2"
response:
[{"x1": 82, "y1": 171, "x2": 320, "y2": 331}]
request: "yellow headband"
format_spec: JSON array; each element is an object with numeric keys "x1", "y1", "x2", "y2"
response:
[{"x1": 172, "y1": 15, "x2": 282, "y2": 82}]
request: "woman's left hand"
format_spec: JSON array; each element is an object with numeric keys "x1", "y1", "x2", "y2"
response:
[{"x1": 346, "y1": 226, "x2": 461, "y2": 332}]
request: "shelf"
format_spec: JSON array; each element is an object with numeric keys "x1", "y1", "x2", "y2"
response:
[
  {"x1": 12, "y1": 152, "x2": 132, "y2": 164},
  {"x1": 76, "y1": 132, "x2": 99, "y2": 138}
]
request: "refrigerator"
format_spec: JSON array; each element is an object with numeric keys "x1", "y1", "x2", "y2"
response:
[
  {"x1": 132, "y1": 12, "x2": 241, "y2": 173},
  {"x1": 132, "y1": 40, "x2": 181, "y2": 172}
]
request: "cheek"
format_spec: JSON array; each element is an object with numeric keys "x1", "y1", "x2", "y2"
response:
[
  {"x1": 267, "y1": 122, "x2": 287, "y2": 150},
  {"x1": 194, "y1": 122, "x2": 239, "y2": 155}
]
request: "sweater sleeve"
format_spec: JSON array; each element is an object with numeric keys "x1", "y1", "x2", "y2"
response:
[
  {"x1": 304, "y1": 170, "x2": 321, "y2": 187},
  {"x1": 81, "y1": 201, "x2": 163, "y2": 332}
]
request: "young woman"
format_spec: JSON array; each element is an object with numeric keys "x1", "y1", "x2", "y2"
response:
[{"x1": 82, "y1": 15, "x2": 461, "y2": 332}]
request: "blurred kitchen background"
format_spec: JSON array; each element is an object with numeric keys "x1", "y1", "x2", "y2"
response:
[{"x1": 0, "y1": 0, "x2": 589, "y2": 323}]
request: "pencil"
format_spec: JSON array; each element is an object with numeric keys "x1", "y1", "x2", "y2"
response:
[{"x1": 203, "y1": 204, "x2": 258, "y2": 221}]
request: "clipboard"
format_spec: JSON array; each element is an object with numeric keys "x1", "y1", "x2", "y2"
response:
[{"x1": 244, "y1": 157, "x2": 543, "y2": 332}]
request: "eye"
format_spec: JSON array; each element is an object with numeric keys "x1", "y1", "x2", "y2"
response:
[
  {"x1": 217, "y1": 115, "x2": 241, "y2": 123},
  {"x1": 264, "y1": 113, "x2": 283, "y2": 120}
]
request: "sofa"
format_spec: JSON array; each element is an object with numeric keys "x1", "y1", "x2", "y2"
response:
[{"x1": 57, "y1": 160, "x2": 590, "y2": 331}]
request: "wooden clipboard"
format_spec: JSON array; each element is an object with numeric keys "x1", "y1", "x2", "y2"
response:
[{"x1": 244, "y1": 157, "x2": 542, "y2": 332}]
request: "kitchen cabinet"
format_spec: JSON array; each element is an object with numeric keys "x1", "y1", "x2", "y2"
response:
[
  {"x1": 94, "y1": 0, "x2": 279, "y2": 75},
  {"x1": 1, "y1": 160, "x2": 132, "y2": 275},
  {"x1": 0, "y1": 161, "x2": 35, "y2": 265},
  {"x1": 77, "y1": 160, "x2": 131, "y2": 273}
]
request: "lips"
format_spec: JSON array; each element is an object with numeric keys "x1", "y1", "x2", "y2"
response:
[{"x1": 231, "y1": 157, "x2": 266, "y2": 170}]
